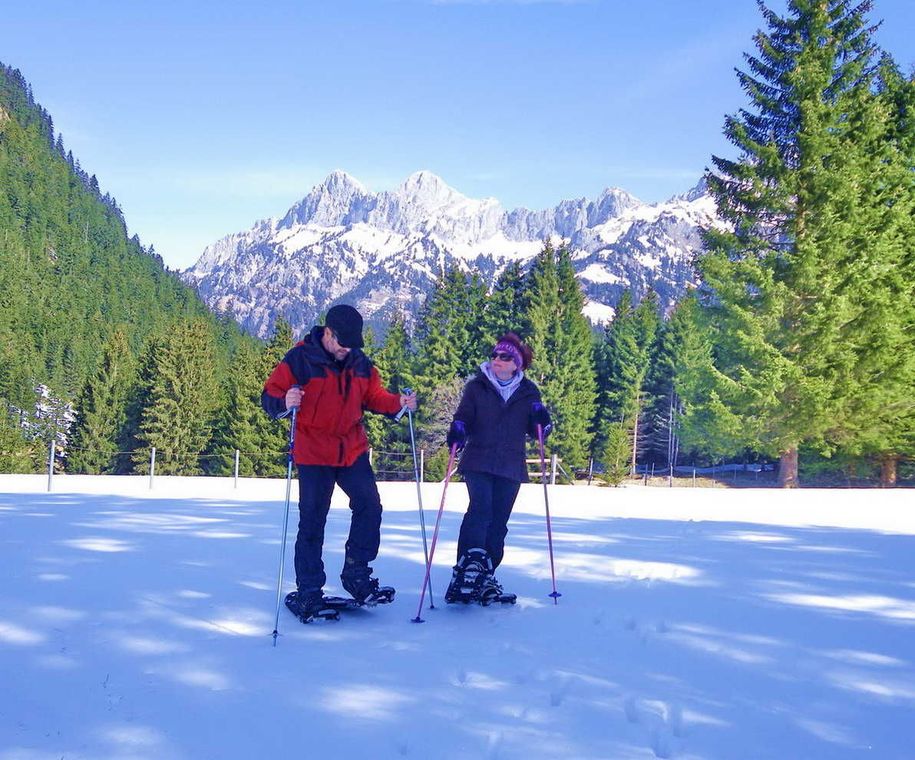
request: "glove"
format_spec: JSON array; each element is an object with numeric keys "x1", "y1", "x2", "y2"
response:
[
  {"x1": 446, "y1": 420, "x2": 467, "y2": 451},
  {"x1": 531, "y1": 402, "x2": 552, "y2": 439}
]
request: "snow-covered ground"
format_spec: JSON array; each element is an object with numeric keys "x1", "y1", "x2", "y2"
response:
[{"x1": 2, "y1": 474, "x2": 914, "y2": 759}]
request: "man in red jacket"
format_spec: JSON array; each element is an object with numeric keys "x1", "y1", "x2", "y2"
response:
[{"x1": 262, "y1": 304, "x2": 416, "y2": 618}]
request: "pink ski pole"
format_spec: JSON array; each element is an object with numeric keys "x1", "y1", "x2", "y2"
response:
[
  {"x1": 537, "y1": 424, "x2": 561, "y2": 603},
  {"x1": 412, "y1": 444, "x2": 459, "y2": 623}
]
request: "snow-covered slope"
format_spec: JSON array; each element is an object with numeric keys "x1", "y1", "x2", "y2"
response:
[
  {"x1": 182, "y1": 171, "x2": 719, "y2": 338},
  {"x1": 2, "y1": 475, "x2": 913, "y2": 759}
]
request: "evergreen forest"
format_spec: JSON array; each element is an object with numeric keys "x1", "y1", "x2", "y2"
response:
[{"x1": 1, "y1": 0, "x2": 912, "y2": 487}]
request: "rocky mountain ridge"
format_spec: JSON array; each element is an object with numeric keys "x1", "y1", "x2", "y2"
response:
[{"x1": 182, "y1": 170, "x2": 719, "y2": 339}]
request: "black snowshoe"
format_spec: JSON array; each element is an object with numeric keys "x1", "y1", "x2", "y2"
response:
[
  {"x1": 445, "y1": 549, "x2": 516, "y2": 606},
  {"x1": 340, "y1": 559, "x2": 396, "y2": 606},
  {"x1": 285, "y1": 589, "x2": 340, "y2": 623}
]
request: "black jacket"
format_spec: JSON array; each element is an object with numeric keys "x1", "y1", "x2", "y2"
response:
[{"x1": 453, "y1": 370, "x2": 548, "y2": 483}]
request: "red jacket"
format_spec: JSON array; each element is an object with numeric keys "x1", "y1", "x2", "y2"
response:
[{"x1": 262, "y1": 327, "x2": 401, "y2": 466}]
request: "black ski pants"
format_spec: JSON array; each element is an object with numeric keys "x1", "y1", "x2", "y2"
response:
[
  {"x1": 456, "y1": 471, "x2": 521, "y2": 570},
  {"x1": 294, "y1": 452, "x2": 382, "y2": 592}
]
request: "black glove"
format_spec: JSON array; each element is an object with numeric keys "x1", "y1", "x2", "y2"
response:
[
  {"x1": 531, "y1": 402, "x2": 552, "y2": 439},
  {"x1": 446, "y1": 420, "x2": 467, "y2": 451}
]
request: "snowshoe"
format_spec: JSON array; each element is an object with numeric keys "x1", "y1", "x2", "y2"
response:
[
  {"x1": 340, "y1": 559, "x2": 395, "y2": 605},
  {"x1": 446, "y1": 550, "x2": 517, "y2": 605},
  {"x1": 444, "y1": 549, "x2": 492, "y2": 604},
  {"x1": 323, "y1": 587, "x2": 396, "y2": 611},
  {"x1": 321, "y1": 595, "x2": 363, "y2": 612},
  {"x1": 284, "y1": 590, "x2": 340, "y2": 623}
]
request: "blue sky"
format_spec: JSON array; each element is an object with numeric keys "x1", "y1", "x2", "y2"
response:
[{"x1": 2, "y1": 0, "x2": 913, "y2": 270}]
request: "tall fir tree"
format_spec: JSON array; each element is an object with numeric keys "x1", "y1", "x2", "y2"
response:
[
  {"x1": 482, "y1": 262, "x2": 528, "y2": 347},
  {"x1": 412, "y1": 267, "x2": 476, "y2": 390},
  {"x1": 369, "y1": 312, "x2": 415, "y2": 468},
  {"x1": 132, "y1": 319, "x2": 221, "y2": 475},
  {"x1": 526, "y1": 241, "x2": 596, "y2": 470},
  {"x1": 68, "y1": 328, "x2": 133, "y2": 473},
  {"x1": 822, "y1": 55, "x2": 915, "y2": 485},
  {"x1": 632, "y1": 292, "x2": 676, "y2": 469},
  {"x1": 671, "y1": 294, "x2": 747, "y2": 464},
  {"x1": 411, "y1": 267, "x2": 491, "y2": 473},
  {"x1": 0, "y1": 398, "x2": 34, "y2": 473},
  {"x1": 593, "y1": 291, "x2": 656, "y2": 475},
  {"x1": 207, "y1": 332, "x2": 290, "y2": 478},
  {"x1": 256, "y1": 317, "x2": 295, "y2": 475},
  {"x1": 697, "y1": 0, "x2": 885, "y2": 486}
]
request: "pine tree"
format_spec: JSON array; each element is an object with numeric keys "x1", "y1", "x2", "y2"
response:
[
  {"x1": 672, "y1": 294, "x2": 747, "y2": 464},
  {"x1": 823, "y1": 55, "x2": 915, "y2": 485},
  {"x1": 412, "y1": 267, "x2": 474, "y2": 390},
  {"x1": 482, "y1": 262, "x2": 527, "y2": 347},
  {"x1": 255, "y1": 318, "x2": 294, "y2": 475},
  {"x1": 599, "y1": 421, "x2": 631, "y2": 486},
  {"x1": 410, "y1": 268, "x2": 491, "y2": 476},
  {"x1": 132, "y1": 319, "x2": 221, "y2": 475},
  {"x1": 368, "y1": 313, "x2": 415, "y2": 474},
  {"x1": 68, "y1": 328, "x2": 133, "y2": 473},
  {"x1": 697, "y1": 0, "x2": 884, "y2": 486},
  {"x1": 414, "y1": 267, "x2": 490, "y2": 389},
  {"x1": 593, "y1": 291, "x2": 655, "y2": 475},
  {"x1": 208, "y1": 342, "x2": 264, "y2": 476},
  {"x1": 0, "y1": 398, "x2": 34, "y2": 473},
  {"x1": 526, "y1": 241, "x2": 596, "y2": 470},
  {"x1": 635, "y1": 291, "x2": 684, "y2": 470},
  {"x1": 374, "y1": 313, "x2": 414, "y2": 401}
]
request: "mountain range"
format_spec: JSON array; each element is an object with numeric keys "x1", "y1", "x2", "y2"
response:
[{"x1": 181, "y1": 170, "x2": 719, "y2": 339}]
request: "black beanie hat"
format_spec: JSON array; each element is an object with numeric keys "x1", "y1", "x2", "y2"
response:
[{"x1": 325, "y1": 304, "x2": 364, "y2": 348}]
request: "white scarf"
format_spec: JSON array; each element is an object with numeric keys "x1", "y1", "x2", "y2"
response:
[{"x1": 480, "y1": 361, "x2": 523, "y2": 402}]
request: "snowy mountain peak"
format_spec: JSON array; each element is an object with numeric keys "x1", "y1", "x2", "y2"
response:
[
  {"x1": 671, "y1": 177, "x2": 709, "y2": 204},
  {"x1": 394, "y1": 170, "x2": 463, "y2": 206},
  {"x1": 183, "y1": 170, "x2": 719, "y2": 339},
  {"x1": 595, "y1": 187, "x2": 641, "y2": 216},
  {"x1": 319, "y1": 169, "x2": 366, "y2": 194},
  {"x1": 279, "y1": 170, "x2": 373, "y2": 229}
]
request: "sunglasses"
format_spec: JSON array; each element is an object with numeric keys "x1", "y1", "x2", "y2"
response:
[
  {"x1": 491, "y1": 352, "x2": 516, "y2": 362},
  {"x1": 328, "y1": 329, "x2": 351, "y2": 349}
]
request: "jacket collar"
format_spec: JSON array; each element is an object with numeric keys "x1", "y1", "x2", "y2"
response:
[
  {"x1": 477, "y1": 363, "x2": 530, "y2": 403},
  {"x1": 303, "y1": 326, "x2": 361, "y2": 370}
]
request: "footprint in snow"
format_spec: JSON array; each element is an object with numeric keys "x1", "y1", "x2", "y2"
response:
[
  {"x1": 485, "y1": 729, "x2": 503, "y2": 759},
  {"x1": 550, "y1": 673, "x2": 572, "y2": 707},
  {"x1": 651, "y1": 729, "x2": 673, "y2": 759}
]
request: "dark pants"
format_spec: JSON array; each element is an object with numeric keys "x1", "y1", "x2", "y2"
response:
[
  {"x1": 294, "y1": 452, "x2": 383, "y2": 591},
  {"x1": 456, "y1": 471, "x2": 521, "y2": 570}
]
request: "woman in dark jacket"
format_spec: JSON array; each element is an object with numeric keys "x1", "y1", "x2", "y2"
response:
[{"x1": 444, "y1": 332, "x2": 551, "y2": 604}]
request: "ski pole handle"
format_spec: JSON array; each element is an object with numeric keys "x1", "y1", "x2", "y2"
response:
[
  {"x1": 286, "y1": 386, "x2": 300, "y2": 454},
  {"x1": 394, "y1": 387, "x2": 413, "y2": 422}
]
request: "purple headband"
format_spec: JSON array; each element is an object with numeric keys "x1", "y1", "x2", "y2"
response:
[{"x1": 492, "y1": 341, "x2": 523, "y2": 369}]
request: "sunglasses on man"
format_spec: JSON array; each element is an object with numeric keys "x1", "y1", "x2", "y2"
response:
[{"x1": 491, "y1": 352, "x2": 516, "y2": 362}]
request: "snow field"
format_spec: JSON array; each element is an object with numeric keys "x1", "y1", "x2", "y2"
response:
[{"x1": 1, "y1": 475, "x2": 914, "y2": 759}]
